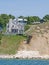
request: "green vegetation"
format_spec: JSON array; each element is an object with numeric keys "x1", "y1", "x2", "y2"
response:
[
  {"x1": 0, "y1": 35, "x2": 27, "y2": 54},
  {"x1": 43, "y1": 15, "x2": 49, "y2": 21},
  {"x1": 25, "y1": 22, "x2": 49, "y2": 36},
  {"x1": 24, "y1": 25, "x2": 30, "y2": 31},
  {"x1": 0, "y1": 14, "x2": 49, "y2": 30},
  {"x1": 0, "y1": 14, "x2": 15, "y2": 28},
  {"x1": 26, "y1": 16, "x2": 40, "y2": 24},
  {"x1": 0, "y1": 14, "x2": 49, "y2": 55},
  {"x1": 18, "y1": 16, "x2": 40, "y2": 24},
  {"x1": 18, "y1": 15, "x2": 49, "y2": 24},
  {"x1": 0, "y1": 32, "x2": 2, "y2": 44}
]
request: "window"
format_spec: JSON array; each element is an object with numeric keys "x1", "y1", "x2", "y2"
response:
[
  {"x1": 11, "y1": 29, "x2": 18, "y2": 33},
  {"x1": 12, "y1": 25, "x2": 14, "y2": 27}
]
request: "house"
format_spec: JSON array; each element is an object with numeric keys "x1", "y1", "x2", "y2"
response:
[{"x1": 6, "y1": 18, "x2": 27, "y2": 34}]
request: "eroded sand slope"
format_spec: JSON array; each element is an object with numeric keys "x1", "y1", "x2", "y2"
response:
[{"x1": 19, "y1": 24, "x2": 49, "y2": 55}]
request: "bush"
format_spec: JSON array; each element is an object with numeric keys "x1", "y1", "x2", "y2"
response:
[
  {"x1": 24, "y1": 25, "x2": 30, "y2": 31},
  {"x1": 0, "y1": 32, "x2": 2, "y2": 44}
]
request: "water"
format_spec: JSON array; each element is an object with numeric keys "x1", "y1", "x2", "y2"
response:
[{"x1": 0, "y1": 59, "x2": 49, "y2": 65}]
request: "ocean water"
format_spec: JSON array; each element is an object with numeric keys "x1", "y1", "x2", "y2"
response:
[{"x1": 0, "y1": 59, "x2": 49, "y2": 65}]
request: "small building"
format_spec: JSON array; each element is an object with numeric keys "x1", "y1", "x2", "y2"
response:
[{"x1": 6, "y1": 18, "x2": 27, "y2": 34}]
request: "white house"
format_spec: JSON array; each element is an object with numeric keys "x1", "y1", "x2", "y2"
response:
[{"x1": 6, "y1": 18, "x2": 27, "y2": 34}]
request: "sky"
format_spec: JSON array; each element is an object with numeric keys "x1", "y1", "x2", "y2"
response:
[{"x1": 0, "y1": 0, "x2": 49, "y2": 18}]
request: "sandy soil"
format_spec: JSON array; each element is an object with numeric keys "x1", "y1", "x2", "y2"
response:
[{"x1": 19, "y1": 30, "x2": 49, "y2": 55}]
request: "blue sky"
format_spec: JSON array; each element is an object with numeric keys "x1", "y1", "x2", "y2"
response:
[{"x1": 0, "y1": 0, "x2": 49, "y2": 18}]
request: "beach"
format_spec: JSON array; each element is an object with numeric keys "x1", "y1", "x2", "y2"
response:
[{"x1": 0, "y1": 50, "x2": 49, "y2": 59}]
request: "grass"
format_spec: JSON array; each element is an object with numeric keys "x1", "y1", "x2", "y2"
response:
[
  {"x1": 25, "y1": 22, "x2": 49, "y2": 35},
  {"x1": 0, "y1": 22, "x2": 49, "y2": 54},
  {"x1": 24, "y1": 24, "x2": 30, "y2": 31},
  {"x1": 0, "y1": 35, "x2": 27, "y2": 54}
]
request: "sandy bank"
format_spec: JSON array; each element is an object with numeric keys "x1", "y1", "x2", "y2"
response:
[{"x1": 0, "y1": 51, "x2": 49, "y2": 59}]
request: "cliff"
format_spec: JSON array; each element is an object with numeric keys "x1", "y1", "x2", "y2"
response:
[{"x1": 19, "y1": 22, "x2": 49, "y2": 55}]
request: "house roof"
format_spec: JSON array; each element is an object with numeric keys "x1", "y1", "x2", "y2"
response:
[
  {"x1": 18, "y1": 18, "x2": 27, "y2": 21},
  {"x1": 9, "y1": 18, "x2": 27, "y2": 26}
]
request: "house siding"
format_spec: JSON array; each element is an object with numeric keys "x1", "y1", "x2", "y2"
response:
[{"x1": 6, "y1": 18, "x2": 27, "y2": 34}]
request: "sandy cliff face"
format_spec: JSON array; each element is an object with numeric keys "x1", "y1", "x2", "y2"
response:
[
  {"x1": 29, "y1": 33, "x2": 49, "y2": 55},
  {"x1": 19, "y1": 24, "x2": 49, "y2": 55}
]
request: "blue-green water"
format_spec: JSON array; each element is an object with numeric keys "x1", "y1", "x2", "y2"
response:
[{"x1": 0, "y1": 59, "x2": 49, "y2": 65}]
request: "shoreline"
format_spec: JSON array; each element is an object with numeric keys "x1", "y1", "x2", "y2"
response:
[{"x1": 0, "y1": 51, "x2": 49, "y2": 59}]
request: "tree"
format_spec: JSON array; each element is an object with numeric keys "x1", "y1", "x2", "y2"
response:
[
  {"x1": 9, "y1": 14, "x2": 15, "y2": 19},
  {"x1": 0, "y1": 14, "x2": 9, "y2": 27},
  {"x1": 25, "y1": 16, "x2": 31, "y2": 24},
  {"x1": 18, "y1": 16, "x2": 24, "y2": 19},
  {"x1": 0, "y1": 32, "x2": 2, "y2": 44},
  {"x1": 0, "y1": 17, "x2": 4, "y2": 27},
  {"x1": 25, "y1": 16, "x2": 40, "y2": 24},
  {"x1": 43, "y1": 15, "x2": 49, "y2": 21},
  {"x1": 32, "y1": 16, "x2": 40, "y2": 22},
  {"x1": 0, "y1": 14, "x2": 15, "y2": 28}
]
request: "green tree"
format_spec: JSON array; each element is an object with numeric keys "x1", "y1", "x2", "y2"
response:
[
  {"x1": 18, "y1": 16, "x2": 24, "y2": 19},
  {"x1": 0, "y1": 14, "x2": 15, "y2": 28},
  {"x1": 43, "y1": 15, "x2": 49, "y2": 21},
  {"x1": 25, "y1": 16, "x2": 31, "y2": 24},
  {"x1": 25, "y1": 16, "x2": 40, "y2": 24},
  {"x1": 32, "y1": 16, "x2": 40, "y2": 22},
  {"x1": 9, "y1": 14, "x2": 15, "y2": 19},
  {"x1": 0, "y1": 32, "x2": 2, "y2": 44},
  {"x1": 0, "y1": 14, "x2": 9, "y2": 27},
  {"x1": 0, "y1": 17, "x2": 4, "y2": 27}
]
